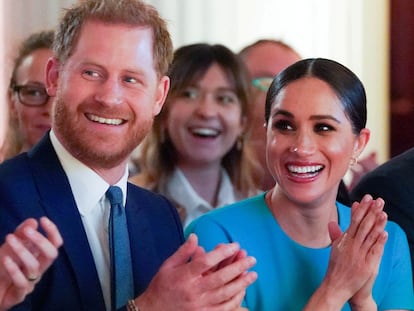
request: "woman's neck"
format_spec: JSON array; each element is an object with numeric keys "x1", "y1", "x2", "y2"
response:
[
  {"x1": 266, "y1": 187, "x2": 339, "y2": 248},
  {"x1": 178, "y1": 163, "x2": 222, "y2": 207}
]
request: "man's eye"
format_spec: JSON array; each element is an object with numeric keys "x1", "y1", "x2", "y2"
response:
[
  {"x1": 124, "y1": 77, "x2": 137, "y2": 84},
  {"x1": 83, "y1": 70, "x2": 100, "y2": 78}
]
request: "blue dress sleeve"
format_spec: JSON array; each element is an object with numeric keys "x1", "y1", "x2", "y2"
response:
[{"x1": 184, "y1": 214, "x2": 234, "y2": 252}]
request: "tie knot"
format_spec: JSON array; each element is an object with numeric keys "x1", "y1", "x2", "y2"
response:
[{"x1": 106, "y1": 186, "x2": 123, "y2": 206}]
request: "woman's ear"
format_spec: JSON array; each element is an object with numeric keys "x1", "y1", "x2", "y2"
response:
[
  {"x1": 353, "y1": 128, "x2": 371, "y2": 158},
  {"x1": 45, "y1": 57, "x2": 60, "y2": 97}
]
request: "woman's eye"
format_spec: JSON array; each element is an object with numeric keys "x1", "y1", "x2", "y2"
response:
[
  {"x1": 273, "y1": 120, "x2": 294, "y2": 131},
  {"x1": 25, "y1": 89, "x2": 42, "y2": 97},
  {"x1": 315, "y1": 123, "x2": 335, "y2": 132},
  {"x1": 217, "y1": 93, "x2": 237, "y2": 104},
  {"x1": 181, "y1": 88, "x2": 199, "y2": 99}
]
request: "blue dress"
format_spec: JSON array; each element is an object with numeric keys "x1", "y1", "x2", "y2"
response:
[{"x1": 185, "y1": 193, "x2": 414, "y2": 311}]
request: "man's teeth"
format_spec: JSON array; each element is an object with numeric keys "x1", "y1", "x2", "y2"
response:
[
  {"x1": 88, "y1": 114, "x2": 123, "y2": 125},
  {"x1": 288, "y1": 165, "x2": 323, "y2": 174}
]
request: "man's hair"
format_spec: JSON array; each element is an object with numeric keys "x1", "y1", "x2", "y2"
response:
[
  {"x1": 54, "y1": 0, "x2": 173, "y2": 76},
  {"x1": 9, "y1": 30, "x2": 54, "y2": 88},
  {"x1": 239, "y1": 39, "x2": 301, "y2": 59}
]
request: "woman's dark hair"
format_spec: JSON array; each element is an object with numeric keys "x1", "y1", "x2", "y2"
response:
[{"x1": 265, "y1": 58, "x2": 367, "y2": 134}]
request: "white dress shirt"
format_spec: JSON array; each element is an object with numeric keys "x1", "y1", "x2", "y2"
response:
[
  {"x1": 162, "y1": 167, "x2": 241, "y2": 228},
  {"x1": 50, "y1": 130, "x2": 128, "y2": 311}
]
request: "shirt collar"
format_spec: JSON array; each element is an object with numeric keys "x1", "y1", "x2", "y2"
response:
[
  {"x1": 165, "y1": 167, "x2": 236, "y2": 211},
  {"x1": 49, "y1": 130, "x2": 128, "y2": 215}
]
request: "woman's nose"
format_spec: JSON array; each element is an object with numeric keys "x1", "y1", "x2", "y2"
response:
[
  {"x1": 194, "y1": 93, "x2": 218, "y2": 117},
  {"x1": 292, "y1": 131, "x2": 316, "y2": 155}
]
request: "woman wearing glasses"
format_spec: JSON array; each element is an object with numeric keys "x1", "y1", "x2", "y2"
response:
[{"x1": 4, "y1": 30, "x2": 54, "y2": 160}]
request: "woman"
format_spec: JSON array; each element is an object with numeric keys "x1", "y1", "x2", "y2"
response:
[
  {"x1": 130, "y1": 43, "x2": 261, "y2": 227},
  {"x1": 186, "y1": 58, "x2": 414, "y2": 310},
  {"x1": 4, "y1": 30, "x2": 54, "y2": 160}
]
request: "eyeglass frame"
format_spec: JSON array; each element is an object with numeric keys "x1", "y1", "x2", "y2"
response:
[
  {"x1": 11, "y1": 83, "x2": 50, "y2": 107},
  {"x1": 251, "y1": 77, "x2": 274, "y2": 92}
]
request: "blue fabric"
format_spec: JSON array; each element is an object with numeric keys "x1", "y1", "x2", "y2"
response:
[
  {"x1": 186, "y1": 193, "x2": 414, "y2": 311},
  {"x1": 107, "y1": 186, "x2": 134, "y2": 309},
  {"x1": 0, "y1": 134, "x2": 185, "y2": 311}
]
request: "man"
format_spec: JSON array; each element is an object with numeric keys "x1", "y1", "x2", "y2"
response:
[
  {"x1": 239, "y1": 40, "x2": 301, "y2": 190},
  {"x1": 350, "y1": 147, "x2": 414, "y2": 280},
  {"x1": 0, "y1": 1, "x2": 256, "y2": 310}
]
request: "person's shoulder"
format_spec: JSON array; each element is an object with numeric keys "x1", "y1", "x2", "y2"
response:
[
  {"x1": 351, "y1": 148, "x2": 414, "y2": 200},
  {"x1": 0, "y1": 152, "x2": 30, "y2": 180},
  {"x1": 185, "y1": 193, "x2": 267, "y2": 239},
  {"x1": 369, "y1": 147, "x2": 414, "y2": 176},
  {"x1": 192, "y1": 193, "x2": 266, "y2": 225},
  {"x1": 127, "y1": 182, "x2": 183, "y2": 231},
  {"x1": 127, "y1": 181, "x2": 172, "y2": 205}
]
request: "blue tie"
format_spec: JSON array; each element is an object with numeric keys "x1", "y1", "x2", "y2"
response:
[{"x1": 106, "y1": 186, "x2": 134, "y2": 309}]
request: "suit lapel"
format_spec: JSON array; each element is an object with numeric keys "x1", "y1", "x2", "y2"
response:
[
  {"x1": 125, "y1": 184, "x2": 184, "y2": 295},
  {"x1": 126, "y1": 184, "x2": 165, "y2": 295},
  {"x1": 28, "y1": 135, "x2": 106, "y2": 310}
]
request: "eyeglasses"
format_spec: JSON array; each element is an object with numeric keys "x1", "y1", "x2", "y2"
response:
[
  {"x1": 12, "y1": 84, "x2": 50, "y2": 107},
  {"x1": 252, "y1": 77, "x2": 274, "y2": 92}
]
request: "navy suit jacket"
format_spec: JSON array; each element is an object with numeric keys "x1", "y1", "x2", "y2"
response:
[
  {"x1": 0, "y1": 135, "x2": 184, "y2": 310},
  {"x1": 351, "y1": 147, "x2": 414, "y2": 280}
]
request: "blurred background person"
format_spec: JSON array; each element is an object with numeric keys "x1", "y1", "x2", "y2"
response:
[
  {"x1": 4, "y1": 30, "x2": 54, "y2": 160},
  {"x1": 130, "y1": 43, "x2": 261, "y2": 228},
  {"x1": 239, "y1": 39, "x2": 301, "y2": 191},
  {"x1": 350, "y1": 146, "x2": 414, "y2": 281}
]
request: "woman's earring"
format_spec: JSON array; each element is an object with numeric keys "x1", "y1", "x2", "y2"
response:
[
  {"x1": 350, "y1": 156, "x2": 358, "y2": 166},
  {"x1": 290, "y1": 146, "x2": 298, "y2": 153}
]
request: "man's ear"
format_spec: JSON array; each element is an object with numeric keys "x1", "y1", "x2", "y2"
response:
[
  {"x1": 46, "y1": 57, "x2": 60, "y2": 97},
  {"x1": 153, "y1": 75, "x2": 170, "y2": 116}
]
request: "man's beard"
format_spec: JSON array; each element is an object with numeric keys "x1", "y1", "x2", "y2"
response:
[{"x1": 53, "y1": 97, "x2": 153, "y2": 169}]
